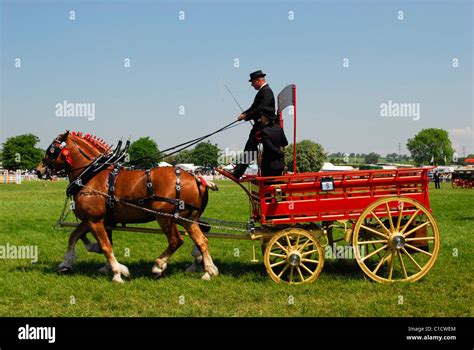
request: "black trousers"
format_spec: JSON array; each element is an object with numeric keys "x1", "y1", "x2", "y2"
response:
[
  {"x1": 261, "y1": 166, "x2": 284, "y2": 177},
  {"x1": 233, "y1": 128, "x2": 260, "y2": 178}
]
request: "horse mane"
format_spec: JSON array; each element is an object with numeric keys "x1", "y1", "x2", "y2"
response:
[{"x1": 70, "y1": 131, "x2": 110, "y2": 153}]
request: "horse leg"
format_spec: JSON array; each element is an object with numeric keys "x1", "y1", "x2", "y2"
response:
[
  {"x1": 80, "y1": 233, "x2": 101, "y2": 254},
  {"x1": 58, "y1": 221, "x2": 89, "y2": 273},
  {"x1": 78, "y1": 229, "x2": 114, "y2": 273},
  {"x1": 182, "y1": 222, "x2": 218, "y2": 280},
  {"x1": 185, "y1": 244, "x2": 203, "y2": 273},
  {"x1": 152, "y1": 218, "x2": 184, "y2": 278},
  {"x1": 87, "y1": 220, "x2": 129, "y2": 283}
]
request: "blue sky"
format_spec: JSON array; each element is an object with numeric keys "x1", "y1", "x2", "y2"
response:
[{"x1": 1, "y1": 0, "x2": 472, "y2": 156}]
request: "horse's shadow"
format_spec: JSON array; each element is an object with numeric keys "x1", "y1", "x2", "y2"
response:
[
  {"x1": 32, "y1": 259, "x2": 265, "y2": 281},
  {"x1": 32, "y1": 256, "x2": 365, "y2": 282}
]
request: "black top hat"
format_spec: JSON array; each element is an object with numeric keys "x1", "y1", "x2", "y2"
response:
[
  {"x1": 260, "y1": 106, "x2": 278, "y2": 120},
  {"x1": 249, "y1": 70, "x2": 266, "y2": 82}
]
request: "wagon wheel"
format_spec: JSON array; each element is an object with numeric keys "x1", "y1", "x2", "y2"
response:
[
  {"x1": 264, "y1": 228, "x2": 324, "y2": 284},
  {"x1": 352, "y1": 197, "x2": 440, "y2": 283}
]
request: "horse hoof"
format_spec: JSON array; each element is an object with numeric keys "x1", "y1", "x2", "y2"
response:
[
  {"x1": 57, "y1": 266, "x2": 73, "y2": 274},
  {"x1": 151, "y1": 266, "x2": 164, "y2": 278},
  {"x1": 112, "y1": 274, "x2": 124, "y2": 284},
  {"x1": 119, "y1": 264, "x2": 130, "y2": 278},
  {"x1": 201, "y1": 272, "x2": 211, "y2": 281}
]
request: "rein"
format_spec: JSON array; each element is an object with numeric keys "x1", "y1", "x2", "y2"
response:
[{"x1": 125, "y1": 120, "x2": 244, "y2": 166}]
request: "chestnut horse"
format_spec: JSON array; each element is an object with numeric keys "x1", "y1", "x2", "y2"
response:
[{"x1": 36, "y1": 131, "x2": 219, "y2": 283}]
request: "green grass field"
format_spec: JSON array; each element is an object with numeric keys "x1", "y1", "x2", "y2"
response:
[{"x1": 0, "y1": 180, "x2": 472, "y2": 317}]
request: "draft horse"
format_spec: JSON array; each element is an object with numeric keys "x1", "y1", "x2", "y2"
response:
[{"x1": 36, "y1": 131, "x2": 219, "y2": 283}]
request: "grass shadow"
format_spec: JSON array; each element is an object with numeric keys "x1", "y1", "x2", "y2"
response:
[
  {"x1": 321, "y1": 259, "x2": 366, "y2": 280},
  {"x1": 31, "y1": 258, "x2": 267, "y2": 282}
]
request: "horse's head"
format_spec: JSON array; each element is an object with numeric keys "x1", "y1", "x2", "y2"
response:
[{"x1": 36, "y1": 131, "x2": 73, "y2": 179}]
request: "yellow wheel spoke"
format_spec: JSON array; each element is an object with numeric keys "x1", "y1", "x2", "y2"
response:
[
  {"x1": 295, "y1": 234, "x2": 300, "y2": 249},
  {"x1": 396, "y1": 205, "x2": 404, "y2": 231},
  {"x1": 397, "y1": 251, "x2": 408, "y2": 279},
  {"x1": 277, "y1": 264, "x2": 290, "y2": 278},
  {"x1": 296, "y1": 266, "x2": 305, "y2": 281},
  {"x1": 385, "y1": 203, "x2": 395, "y2": 232},
  {"x1": 357, "y1": 239, "x2": 388, "y2": 245},
  {"x1": 405, "y1": 236, "x2": 435, "y2": 242},
  {"x1": 372, "y1": 250, "x2": 388, "y2": 275},
  {"x1": 381, "y1": 252, "x2": 392, "y2": 266},
  {"x1": 269, "y1": 252, "x2": 287, "y2": 258},
  {"x1": 301, "y1": 249, "x2": 318, "y2": 257},
  {"x1": 388, "y1": 252, "x2": 395, "y2": 280},
  {"x1": 399, "y1": 209, "x2": 421, "y2": 234},
  {"x1": 300, "y1": 262, "x2": 314, "y2": 275},
  {"x1": 285, "y1": 234, "x2": 293, "y2": 250},
  {"x1": 297, "y1": 238, "x2": 311, "y2": 253},
  {"x1": 401, "y1": 247, "x2": 423, "y2": 271},
  {"x1": 360, "y1": 224, "x2": 389, "y2": 239},
  {"x1": 402, "y1": 221, "x2": 431, "y2": 238},
  {"x1": 371, "y1": 243, "x2": 383, "y2": 259},
  {"x1": 369, "y1": 210, "x2": 392, "y2": 236},
  {"x1": 404, "y1": 243, "x2": 433, "y2": 256},
  {"x1": 289, "y1": 266, "x2": 295, "y2": 282},
  {"x1": 301, "y1": 258, "x2": 319, "y2": 264},
  {"x1": 362, "y1": 244, "x2": 388, "y2": 262},
  {"x1": 275, "y1": 241, "x2": 289, "y2": 254},
  {"x1": 270, "y1": 260, "x2": 287, "y2": 268}
]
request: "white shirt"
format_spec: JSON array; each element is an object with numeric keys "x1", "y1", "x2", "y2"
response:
[{"x1": 259, "y1": 82, "x2": 267, "y2": 90}]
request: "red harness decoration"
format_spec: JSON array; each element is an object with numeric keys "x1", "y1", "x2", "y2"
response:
[
  {"x1": 198, "y1": 175, "x2": 208, "y2": 187},
  {"x1": 61, "y1": 148, "x2": 73, "y2": 167}
]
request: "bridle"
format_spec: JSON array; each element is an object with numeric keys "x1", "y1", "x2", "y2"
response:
[{"x1": 43, "y1": 137, "x2": 94, "y2": 176}]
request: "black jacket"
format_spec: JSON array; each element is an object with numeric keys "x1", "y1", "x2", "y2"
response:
[
  {"x1": 260, "y1": 122, "x2": 289, "y2": 176},
  {"x1": 244, "y1": 84, "x2": 276, "y2": 126}
]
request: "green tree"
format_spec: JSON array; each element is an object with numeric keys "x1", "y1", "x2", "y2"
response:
[
  {"x1": 190, "y1": 142, "x2": 220, "y2": 167},
  {"x1": 365, "y1": 152, "x2": 380, "y2": 164},
  {"x1": 173, "y1": 149, "x2": 193, "y2": 164},
  {"x1": 386, "y1": 153, "x2": 399, "y2": 162},
  {"x1": 128, "y1": 137, "x2": 160, "y2": 168},
  {"x1": 406, "y1": 128, "x2": 454, "y2": 166},
  {"x1": 2, "y1": 134, "x2": 43, "y2": 170},
  {"x1": 285, "y1": 140, "x2": 326, "y2": 173}
]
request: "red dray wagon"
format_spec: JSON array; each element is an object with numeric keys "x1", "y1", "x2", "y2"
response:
[{"x1": 217, "y1": 84, "x2": 440, "y2": 284}]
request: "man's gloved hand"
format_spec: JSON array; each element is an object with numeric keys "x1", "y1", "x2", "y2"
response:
[{"x1": 237, "y1": 113, "x2": 246, "y2": 121}]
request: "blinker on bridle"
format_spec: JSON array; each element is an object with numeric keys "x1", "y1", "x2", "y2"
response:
[{"x1": 44, "y1": 139, "x2": 73, "y2": 171}]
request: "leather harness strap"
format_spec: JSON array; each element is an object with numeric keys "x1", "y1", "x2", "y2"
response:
[
  {"x1": 174, "y1": 168, "x2": 181, "y2": 218},
  {"x1": 106, "y1": 167, "x2": 199, "y2": 218},
  {"x1": 146, "y1": 169, "x2": 153, "y2": 198}
]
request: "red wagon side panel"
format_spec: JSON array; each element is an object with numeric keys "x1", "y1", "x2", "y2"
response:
[{"x1": 250, "y1": 167, "x2": 432, "y2": 226}]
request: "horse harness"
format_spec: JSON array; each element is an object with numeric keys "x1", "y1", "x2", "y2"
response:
[{"x1": 106, "y1": 165, "x2": 201, "y2": 222}]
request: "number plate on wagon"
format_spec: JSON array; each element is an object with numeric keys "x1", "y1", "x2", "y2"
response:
[{"x1": 320, "y1": 177, "x2": 334, "y2": 191}]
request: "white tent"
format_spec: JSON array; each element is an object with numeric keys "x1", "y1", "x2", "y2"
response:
[
  {"x1": 322, "y1": 162, "x2": 355, "y2": 171},
  {"x1": 176, "y1": 163, "x2": 196, "y2": 171},
  {"x1": 158, "y1": 161, "x2": 172, "y2": 167}
]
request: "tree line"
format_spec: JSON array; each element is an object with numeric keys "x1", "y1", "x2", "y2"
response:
[{"x1": 1, "y1": 128, "x2": 471, "y2": 172}]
